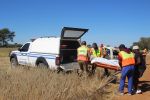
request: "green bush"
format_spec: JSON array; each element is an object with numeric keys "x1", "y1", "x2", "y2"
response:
[{"x1": 132, "y1": 37, "x2": 150, "y2": 50}]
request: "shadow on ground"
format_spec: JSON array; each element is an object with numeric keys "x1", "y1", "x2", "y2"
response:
[
  {"x1": 124, "y1": 81, "x2": 150, "y2": 93},
  {"x1": 140, "y1": 81, "x2": 150, "y2": 92}
]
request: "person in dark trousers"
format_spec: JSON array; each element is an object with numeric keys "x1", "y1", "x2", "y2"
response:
[
  {"x1": 77, "y1": 41, "x2": 90, "y2": 76},
  {"x1": 118, "y1": 44, "x2": 135, "y2": 95},
  {"x1": 132, "y1": 45, "x2": 146, "y2": 94}
]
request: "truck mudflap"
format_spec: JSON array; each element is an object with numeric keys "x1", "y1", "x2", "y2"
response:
[{"x1": 60, "y1": 62, "x2": 80, "y2": 71}]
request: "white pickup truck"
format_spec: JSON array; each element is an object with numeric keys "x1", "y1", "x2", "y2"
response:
[{"x1": 10, "y1": 27, "x2": 88, "y2": 71}]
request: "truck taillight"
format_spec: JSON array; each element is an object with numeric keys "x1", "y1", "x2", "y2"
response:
[{"x1": 55, "y1": 57, "x2": 60, "y2": 66}]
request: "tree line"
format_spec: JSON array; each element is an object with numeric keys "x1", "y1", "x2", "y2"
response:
[
  {"x1": 132, "y1": 37, "x2": 150, "y2": 50},
  {"x1": 0, "y1": 28, "x2": 22, "y2": 47},
  {"x1": 0, "y1": 28, "x2": 15, "y2": 46},
  {"x1": 0, "y1": 28, "x2": 150, "y2": 49}
]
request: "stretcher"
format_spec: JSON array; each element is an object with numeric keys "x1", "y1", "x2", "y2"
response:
[
  {"x1": 91, "y1": 58, "x2": 120, "y2": 71},
  {"x1": 93, "y1": 62, "x2": 120, "y2": 71}
]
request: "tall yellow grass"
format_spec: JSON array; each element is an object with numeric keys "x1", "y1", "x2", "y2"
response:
[
  {"x1": 0, "y1": 57, "x2": 115, "y2": 100},
  {"x1": 0, "y1": 48, "x2": 17, "y2": 57}
]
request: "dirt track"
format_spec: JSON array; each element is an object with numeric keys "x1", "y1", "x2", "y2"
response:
[{"x1": 115, "y1": 54, "x2": 150, "y2": 100}]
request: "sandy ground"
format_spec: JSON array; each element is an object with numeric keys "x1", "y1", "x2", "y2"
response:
[{"x1": 114, "y1": 54, "x2": 150, "y2": 100}]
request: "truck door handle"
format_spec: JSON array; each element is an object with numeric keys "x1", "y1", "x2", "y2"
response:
[{"x1": 21, "y1": 53, "x2": 27, "y2": 56}]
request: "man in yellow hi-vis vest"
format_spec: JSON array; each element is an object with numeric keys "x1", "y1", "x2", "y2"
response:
[{"x1": 77, "y1": 41, "x2": 90, "y2": 75}]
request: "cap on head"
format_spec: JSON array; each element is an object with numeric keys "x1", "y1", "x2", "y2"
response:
[
  {"x1": 92, "y1": 43, "x2": 98, "y2": 49},
  {"x1": 81, "y1": 41, "x2": 86, "y2": 45},
  {"x1": 92, "y1": 43, "x2": 97, "y2": 47},
  {"x1": 119, "y1": 44, "x2": 126, "y2": 49},
  {"x1": 87, "y1": 44, "x2": 91, "y2": 48},
  {"x1": 100, "y1": 44, "x2": 104, "y2": 47},
  {"x1": 133, "y1": 45, "x2": 139, "y2": 50}
]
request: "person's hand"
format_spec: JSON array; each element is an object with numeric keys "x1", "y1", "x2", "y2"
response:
[{"x1": 117, "y1": 67, "x2": 122, "y2": 71}]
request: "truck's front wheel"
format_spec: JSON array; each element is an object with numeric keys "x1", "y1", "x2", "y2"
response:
[{"x1": 10, "y1": 58, "x2": 18, "y2": 68}]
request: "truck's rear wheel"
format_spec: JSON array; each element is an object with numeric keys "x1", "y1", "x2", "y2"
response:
[
  {"x1": 10, "y1": 58, "x2": 18, "y2": 68},
  {"x1": 37, "y1": 62, "x2": 48, "y2": 69},
  {"x1": 36, "y1": 57, "x2": 49, "y2": 69}
]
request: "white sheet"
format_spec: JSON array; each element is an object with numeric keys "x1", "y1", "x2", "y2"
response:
[{"x1": 91, "y1": 57, "x2": 120, "y2": 67}]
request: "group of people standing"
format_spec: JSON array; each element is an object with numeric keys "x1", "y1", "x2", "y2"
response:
[
  {"x1": 77, "y1": 41, "x2": 108, "y2": 76},
  {"x1": 77, "y1": 41, "x2": 147, "y2": 95},
  {"x1": 118, "y1": 44, "x2": 146, "y2": 95}
]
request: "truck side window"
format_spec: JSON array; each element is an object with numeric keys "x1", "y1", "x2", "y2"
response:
[
  {"x1": 113, "y1": 50, "x2": 118, "y2": 56},
  {"x1": 113, "y1": 50, "x2": 119, "y2": 59},
  {"x1": 20, "y1": 43, "x2": 30, "y2": 52}
]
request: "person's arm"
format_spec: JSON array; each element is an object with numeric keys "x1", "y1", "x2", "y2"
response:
[
  {"x1": 103, "y1": 48, "x2": 107, "y2": 57},
  {"x1": 87, "y1": 49, "x2": 90, "y2": 58},
  {"x1": 87, "y1": 48, "x2": 92, "y2": 61},
  {"x1": 118, "y1": 53, "x2": 122, "y2": 69},
  {"x1": 136, "y1": 57, "x2": 141, "y2": 65},
  {"x1": 100, "y1": 48, "x2": 103, "y2": 57},
  {"x1": 135, "y1": 54, "x2": 141, "y2": 65}
]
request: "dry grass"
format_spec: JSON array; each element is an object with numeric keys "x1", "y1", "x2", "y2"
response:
[
  {"x1": 0, "y1": 57, "x2": 115, "y2": 100},
  {"x1": 2, "y1": 48, "x2": 149, "y2": 100},
  {"x1": 0, "y1": 48, "x2": 17, "y2": 57}
]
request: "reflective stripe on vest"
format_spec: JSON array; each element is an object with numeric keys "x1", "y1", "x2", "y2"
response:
[
  {"x1": 119, "y1": 51, "x2": 135, "y2": 67},
  {"x1": 77, "y1": 46, "x2": 88, "y2": 61},
  {"x1": 91, "y1": 48, "x2": 101, "y2": 57}
]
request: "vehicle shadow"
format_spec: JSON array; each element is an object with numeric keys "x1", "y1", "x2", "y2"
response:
[{"x1": 124, "y1": 81, "x2": 150, "y2": 93}]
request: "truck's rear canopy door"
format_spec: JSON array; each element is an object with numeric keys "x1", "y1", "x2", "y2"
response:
[{"x1": 61, "y1": 27, "x2": 88, "y2": 39}]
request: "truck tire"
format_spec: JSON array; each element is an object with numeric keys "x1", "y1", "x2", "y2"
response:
[
  {"x1": 37, "y1": 62, "x2": 48, "y2": 68},
  {"x1": 57, "y1": 67, "x2": 63, "y2": 73},
  {"x1": 10, "y1": 58, "x2": 18, "y2": 68},
  {"x1": 36, "y1": 57, "x2": 49, "y2": 69}
]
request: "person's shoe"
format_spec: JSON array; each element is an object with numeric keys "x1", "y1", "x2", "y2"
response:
[
  {"x1": 114, "y1": 90, "x2": 124, "y2": 96},
  {"x1": 136, "y1": 90, "x2": 142, "y2": 94},
  {"x1": 120, "y1": 93, "x2": 124, "y2": 96},
  {"x1": 128, "y1": 93, "x2": 132, "y2": 96}
]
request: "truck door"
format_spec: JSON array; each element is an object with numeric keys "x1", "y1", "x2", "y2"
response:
[
  {"x1": 60, "y1": 27, "x2": 88, "y2": 70},
  {"x1": 61, "y1": 27, "x2": 88, "y2": 40},
  {"x1": 17, "y1": 43, "x2": 30, "y2": 65}
]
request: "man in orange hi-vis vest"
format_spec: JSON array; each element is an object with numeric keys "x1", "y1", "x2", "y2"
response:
[
  {"x1": 118, "y1": 44, "x2": 135, "y2": 95},
  {"x1": 77, "y1": 41, "x2": 90, "y2": 75}
]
